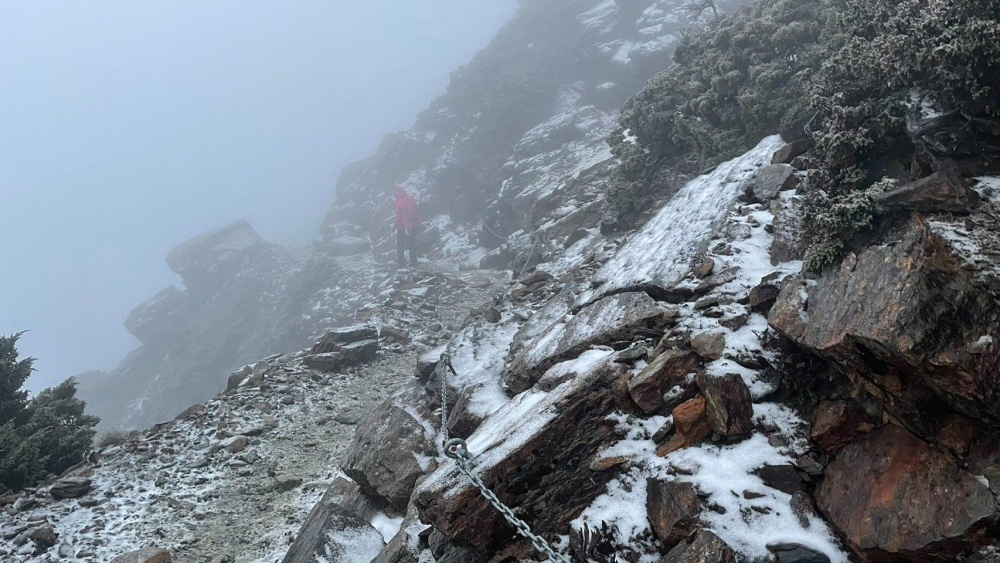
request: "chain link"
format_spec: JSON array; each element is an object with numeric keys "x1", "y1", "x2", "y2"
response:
[
  {"x1": 437, "y1": 353, "x2": 457, "y2": 449},
  {"x1": 444, "y1": 439, "x2": 571, "y2": 563}
]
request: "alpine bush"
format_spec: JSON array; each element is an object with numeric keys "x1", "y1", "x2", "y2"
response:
[{"x1": 0, "y1": 334, "x2": 99, "y2": 490}]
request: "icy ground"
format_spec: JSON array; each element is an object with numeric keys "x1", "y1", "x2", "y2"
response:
[{"x1": 0, "y1": 257, "x2": 509, "y2": 563}]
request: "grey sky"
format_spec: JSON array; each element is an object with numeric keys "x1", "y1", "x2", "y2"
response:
[{"x1": 0, "y1": 1, "x2": 517, "y2": 392}]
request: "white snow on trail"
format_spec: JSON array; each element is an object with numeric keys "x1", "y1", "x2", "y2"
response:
[{"x1": 582, "y1": 135, "x2": 786, "y2": 304}]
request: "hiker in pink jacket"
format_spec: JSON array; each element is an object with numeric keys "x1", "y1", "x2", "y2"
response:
[{"x1": 394, "y1": 185, "x2": 419, "y2": 266}]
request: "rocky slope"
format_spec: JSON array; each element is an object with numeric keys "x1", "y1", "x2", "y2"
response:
[
  {"x1": 1, "y1": 258, "x2": 509, "y2": 561},
  {"x1": 23, "y1": 0, "x2": 1000, "y2": 561},
  {"x1": 297, "y1": 136, "x2": 1000, "y2": 563}
]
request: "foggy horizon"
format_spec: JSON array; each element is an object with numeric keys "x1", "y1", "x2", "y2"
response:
[{"x1": 0, "y1": 1, "x2": 518, "y2": 392}]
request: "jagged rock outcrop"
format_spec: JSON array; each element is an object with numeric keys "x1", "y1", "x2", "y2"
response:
[
  {"x1": 769, "y1": 213, "x2": 1000, "y2": 438},
  {"x1": 340, "y1": 383, "x2": 438, "y2": 512},
  {"x1": 78, "y1": 221, "x2": 347, "y2": 429},
  {"x1": 414, "y1": 351, "x2": 623, "y2": 552}
]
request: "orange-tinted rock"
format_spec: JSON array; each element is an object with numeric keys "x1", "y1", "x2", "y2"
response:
[
  {"x1": 816, "y1": 425, "x2": 996, "y2": 561},
  {"x1": 658, "y1": 396, "x2": 710, "y2": 456}
]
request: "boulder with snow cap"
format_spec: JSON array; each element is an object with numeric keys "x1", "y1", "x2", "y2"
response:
[
  {"x1": 503, "y1": 292, "x2": 675, "y2": 394},
  {"x1": 414, "y1": 351, "x2": 621, "y2": 551},
  {"x1": 312, "y1": 325, "x2": 379, "y2": 354},
  {"x1": 816, "y1": 425, "x2": 997, "y2": 561},
  {"x1": 283, "y1": 477, "x2": 386, "y2": 563}
]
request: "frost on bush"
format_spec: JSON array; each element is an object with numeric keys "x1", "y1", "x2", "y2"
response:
[
  {"x1": 805, "y1": 0, "x2": 1000, "y2": 194},
  {"x1": 607, "y1": 0, "x2": 833, "y2": 214},
  {"x1": 802, "y1": 179, "x2": 896, "y2": 272},
  {"x1": 607, "y1": 0, "x2": 1000, "y2": 259}
]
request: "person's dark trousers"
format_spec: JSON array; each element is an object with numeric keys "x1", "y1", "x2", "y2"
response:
[{"x1": 396, "y1": 228, "x2": 418, "y2": 266}]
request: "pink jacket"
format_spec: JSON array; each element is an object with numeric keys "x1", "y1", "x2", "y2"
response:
[{"x1": 394, "y1": 187, "x2": 418, "y2": 230}]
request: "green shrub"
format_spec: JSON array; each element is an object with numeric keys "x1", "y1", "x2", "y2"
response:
[
  {"x1": 0, "y1": 334, "x2": 99, "y2": 490},
  {"x1": 802, "y1": 179, "x2": 894, "y2": 272}
]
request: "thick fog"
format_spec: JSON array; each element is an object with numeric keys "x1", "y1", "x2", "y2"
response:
[{"x1": 0, "y1": 1, "x2": 517, "y2": 392}]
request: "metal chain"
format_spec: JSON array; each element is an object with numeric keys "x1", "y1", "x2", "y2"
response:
[
  {"x1": 437, "y1": 353, "x2": 457, "y2": 448},
  {"x1": 444, "y1": 439, "x2": 571, "y2": 563},
  {"x1": 437, "y1": 353, "x2": 570, "y2": 563}
]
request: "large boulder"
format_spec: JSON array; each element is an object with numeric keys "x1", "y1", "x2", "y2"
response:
[
  {"x1": 584, "y1": 136, "x2": 785, "y2": 301},
  {"x1": 697, "y1": 373, "x2": 753, "y2": 437},
  {"x1": 769, "y1": 214, "x2": 1000, "y2": 436},
  {"x1": 503, "y1": 292, "x2": 674, "y2": 394},
  {"x1": 750, "y1": 164, "x2": 798, "y2": 203},
  {"x1": 647, "y1": 479, "x2": 703, "y2": 549},
  {"x1": 340, "y1": 383, "x2": 437, "y2": 511},
  {"x1": 312, "y1": 325, "x2": 379, "y2": 354},
  {"x1": 282, "y1": 477, "x2": 385, "y2": 563},
  {"x1": 414, "y1": 352, "x2": 621, "y2": 552},
  {"x1": 816, "y1": 425, "x2": 997, "y2": 561}
]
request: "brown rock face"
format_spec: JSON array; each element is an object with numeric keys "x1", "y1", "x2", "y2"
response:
[
  {"x1": 664, "y1": 530, "x2": 739, "y2": 563},
  {"x1": 414, "y1": 359, "x2": 620, "y2": 552},
  {"x1": 769, "y1": 214, "x2": 1000, "y2": 436},
  {"x1": 810, "y1": 400, "x2": 869, "y2": 453},
  {"x1": 627, "y1": 349, "x2": 699, "y2": 413},
  {"x1": 816, "y1": 425, "x2": 997, "y2": 561},
  {"x1": 658, "y1": 395, "x2": 711, "y2": 456},
  {"x1": 697, "y1": 373, "x2": 753, "y2": 437},
  {"x1": 647, "y1": 479, "x2": 703, "y2": 549},
  {"x1": 341, "y1": 383, "x2": 436, "y2": 511}
]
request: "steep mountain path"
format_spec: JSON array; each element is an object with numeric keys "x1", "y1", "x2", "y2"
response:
[{"x1": 0, "y1": 256, "x2": 510, "y2": 563}]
